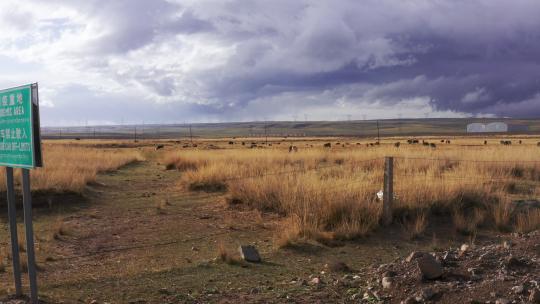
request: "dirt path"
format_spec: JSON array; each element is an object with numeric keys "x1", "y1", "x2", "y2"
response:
[{"x1": 1, "y1": 153, "x2": 434, "y2": 303}]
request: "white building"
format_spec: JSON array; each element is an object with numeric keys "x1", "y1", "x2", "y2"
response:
[
  {"x1": 466, "y1": 122, "x2": 508, "y2": 133},
  {"x1": 466, "y1": 123, "x2": 487, "y2": 133}
]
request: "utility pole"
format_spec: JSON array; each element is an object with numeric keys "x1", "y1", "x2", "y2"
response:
[
  {"x1": 134, "y1": 126, "x2": 137, "y2": 142},
  {"x1": 189, "y1": 124, "x2": 193, "y2": 144},
  {"x1": 264, "y1": 121, "x2": 268, "y2": 145},
  {"x1": 376, "y1": 120, "x2": 380, "y2": 144},
  {"x1": 398, "y1": 113, "x2": 403, "y2": 135}
]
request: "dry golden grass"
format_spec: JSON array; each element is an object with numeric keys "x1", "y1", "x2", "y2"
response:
[
  {"x1": 216, "y1": 241, "x2": 241, "y2": 265},
  {"x1": 515, "y1": 209, "x2": 540, "y2": 233},
  {"x1": 0, "y1": 144, "x2": 143, "y2": 194},
  {"x1": 402, "y1": 211, "x2": 429, "y2": 239},
  {"x1": 165, "y1": 141, "x2": 540, "y2": 243}
]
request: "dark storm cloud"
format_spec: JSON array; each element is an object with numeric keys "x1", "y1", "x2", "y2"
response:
[{"x1": 7, "y1": 0, "x2": 540, "y2": 123}]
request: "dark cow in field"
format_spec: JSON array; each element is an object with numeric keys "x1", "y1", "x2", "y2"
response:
[
  {"x1": 501, "y1": 140, "x2": 512, "y2": 145},
  {"x1": 484, "y1": 140, "x2": 488, "y2": 145},
  {"x1": 440, "y1": 140, "x2": 445, "y2": 143},
  {"x1": 446, "y1": 140, "x2": 451, "y2": 144},
  {"x1": 228, "y1": 141, "x2": 234, "y2": 145},
  {"x1": 155, "y1": 144, "x2": 164, "y2": 150},
  {"x1": 519, "y1": 140, "x2": 522, "y2": 144},
  {"x1": 430, "y1": 143, "x2": 436, "y2": 148},
  {"x1": 323, "y1": 143, "x2": 331, "y2": 148},
  {"x1": 394, "y1": 142, "x2": 400, "y2": 148}
]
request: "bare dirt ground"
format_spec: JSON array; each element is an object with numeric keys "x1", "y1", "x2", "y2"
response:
[{"x1": 0, "y1": 144, "x2": 538, "y2": 303}]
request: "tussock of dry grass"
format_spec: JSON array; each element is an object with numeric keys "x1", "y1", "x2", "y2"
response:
[
  {"x1": 0, "y1": 144, "x2": 143, "y2": 194},
  {"x1": 216, "y1": 241, "x2": 242, "y2": 265},
  {"x1": 168, "y1": 144, "x2": 540, "y2": 243},
  {"x1": 515, "y1": 209, "x2": 540, "y2": 233}
]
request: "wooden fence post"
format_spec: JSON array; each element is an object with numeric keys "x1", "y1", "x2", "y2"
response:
[{"x1": 383, "y1": 156, "x2": 394, "y2": 225}]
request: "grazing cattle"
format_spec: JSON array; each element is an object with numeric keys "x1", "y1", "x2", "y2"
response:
[
  {"x1": 440, "y1": 140, "x2": 445, "y2": 143},
  {"x1": 241, "y1": 142, "x2": 245, "y2": 145},
  {"x1": 484, "y1": 140, "x2": 488, "y2": 145},
  {"x1": 430, "y1": 143, "x2": 436, "y2": 148},
  {"x1": 288, "y1": 145, "x2": 298, "y2": 152},
  {"x1": 75, "y1": 137, "x2": 81, "y2": 141},
  {"x1": 192, "y1": 144, "x2": 198, "y2": 147},
  {"x1": 407, "y1": 139, "x2": 419, "y2": 144},
  {"x1": 155, "y1": 145, "x2": 164, "y2": 150},
  {"x1": 182, "y1": 145, "x2": 189, "y2": 148},
  {"x1": 501, "y1": 140, "x2": 512, "y2": 145},
  {"x1": 394, "y1": 142, "x2": 400, "y2": 148},
  {"x1": 422, "y1": 141, "x2": 429, "y2": 146},
  {"x1": 519, "y1": 140, "x2": 522, "y2": 144},
  {"x1": 250, "y1": 144, "x2": 257, "y2": 148},
  {"x1": 446, "y1": 140, "x2": 451, "y2": 144},
  {"x1": 375, "y1": 142, "x2": 380, "y2": 145},
  {"x1": 323, "y1": 143, "x2": 331, "y2": 148},
  {"x1": 228, "y1": 141, "x2": 234, "y2": 145},
  {"x1": 356, "y1": 143, "x2": 361, "y2": 145}
]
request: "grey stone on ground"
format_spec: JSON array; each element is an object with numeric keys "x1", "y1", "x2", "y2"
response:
[
  {"x1": 417, "y1": 255, "x2": 443, "y2": 280},
  {"x1": 239, "y1": 245, "x2": 261, "y2": 263}
]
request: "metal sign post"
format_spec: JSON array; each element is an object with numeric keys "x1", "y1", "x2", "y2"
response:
[
  {"x1": 0, "y1": 83, "x2": 42, "y2": 303},
  {"x1": 5, "y1": 167, "x2": 22, "y2": 296}
]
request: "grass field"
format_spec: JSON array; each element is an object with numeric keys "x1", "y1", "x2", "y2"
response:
[
  {"x1": 166, "y1": 136, "x2": 540, "y2": 245},
  {"x1": 0, "y1": 144, "x2": 143, "y2": 195},
  {"x1": 0, "y1": 135, "x2": 539, "y2": 302}
]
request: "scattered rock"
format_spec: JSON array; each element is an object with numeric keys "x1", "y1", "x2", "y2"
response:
[
  {"x1": 419, "y1": 288, "x2": 436, "y2": 301},
  {"x1": 382, "y1": 276, "x2": 393, "y2": 289},
  {"x1": 511, "y1": 284, "x2": 525, "y2": 294},
  {"x1": 503, "y1": 240, "x2": 513, "y2": 250},
  {"x1": 495, "y1": 298, "x2": 510, "y2": 304},
  {"x1": 309, "y1": 277, "x2": 321, "y2": 285},
  {"x1": 460, "y1": 243, "x2": 470, "y2": 253},
  {"x1": 238, "y1": 245, "x2": 261, "y2": 263},
  {"x1": 406, "y1": 251, "x2": 429, "y2": 263},
  {"x1": 417, "y1": 255, "x2": 443, "y2": 280},
  {"x1": 401, "y1": 296, "x2": 418, "y2": 304},
  {"x1": 530, "y1": 289, "x2": 540, "y2": 303}
]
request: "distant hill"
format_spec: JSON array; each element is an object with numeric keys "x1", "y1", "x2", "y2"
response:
[{"x1": 41, "y1": 118, "x2": 540, "y2": 139}]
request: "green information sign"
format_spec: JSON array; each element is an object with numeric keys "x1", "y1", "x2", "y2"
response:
[{"x1": 0, "y1": 84, "x2": 42, "y2": 169}]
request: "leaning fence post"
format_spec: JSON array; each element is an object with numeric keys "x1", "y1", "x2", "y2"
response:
[{"x1": 383, "y1": 156, "x2": 394, "y2": 225}]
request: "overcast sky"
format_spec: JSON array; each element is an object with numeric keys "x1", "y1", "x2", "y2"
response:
[{"x1": 1, "y1": 0, "x2": 539, "y2": 126}]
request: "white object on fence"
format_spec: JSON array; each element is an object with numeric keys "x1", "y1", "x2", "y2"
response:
[{"x1": 376, "y1": 189, "x2": 384, "y2": 201}]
